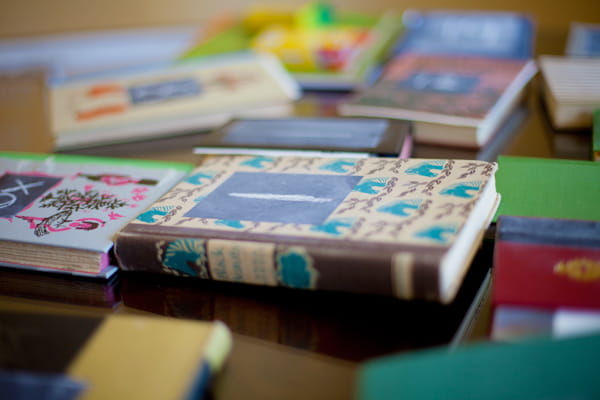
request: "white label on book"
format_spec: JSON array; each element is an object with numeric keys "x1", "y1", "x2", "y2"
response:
[
  {"x1": 207, "y1": 239, "x2": 277, "y2": 286},
  {"x1": 391, "y1": 252, "x2": 414, "y2": 299}
]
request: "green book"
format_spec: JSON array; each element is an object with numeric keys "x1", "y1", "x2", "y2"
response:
[
  {"x1": 494, "y1": 155, "x2": 600, "y2": 222},
  {"x1": 358, "y1": 333, "x2": 600, "y2": 400},
  {"x1": 593, "y1": 109, "x2": 600, "y2": 161}
]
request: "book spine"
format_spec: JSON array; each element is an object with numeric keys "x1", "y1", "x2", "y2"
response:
[{"x1": 114, "y1": 228, "x2": 445, "y2": 300}]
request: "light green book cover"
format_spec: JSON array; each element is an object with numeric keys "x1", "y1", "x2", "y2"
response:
[
  {"x1": 359, "y1": 333, "x2": 600, "y2": 400},
  {"x1": 494, "y1": 155, "x2": 600, "y2": 222}
]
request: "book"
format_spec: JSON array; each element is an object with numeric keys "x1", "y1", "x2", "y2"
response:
[
  {"x1": 50, "y1": 51, "x2": 301, "y2": 150},
  {"x1": 115, "y1": 155, "x2": 499, "y2": 303},
  {"x1": 0, "y1": 152, "x2": 193, "y2": 277},
  {"x1": 491, "y1": 215, "x2": 600, "y2": 340},
  {"x1": 337, "y1": 53, "x2": 537, "y2": 148},
  {"x1": 565, "y1": 22, "x2": 600, "y2": 58},
  {"x1": 357, "y1": 332, "x2": 600, "y2": 400},
  {"x1": 0, "y1": 309, "x2": 232, "y2": 400},
  {"x1": 538, "y1": 55, "x2": 600, "y2": 129},
  {"x1": 594, "y1": 109, "x2": 600, "y2": 161},
  {"x1": 493, "y1": 156, "x2": 600, "y2": 222},
  {"x1": 393, "y1": 9, "x2": 535, "y2": 60},
  {"x1": 193, "y1": 117, "x2": 413, "y2": 158}
]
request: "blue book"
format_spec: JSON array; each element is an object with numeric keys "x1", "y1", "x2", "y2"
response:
[
  {"x1": 566, "y1": 22, "x2": 600, "y2": 57},
  {"x1": 393, "y1": 10, "x2": 535, "y2": 60}
]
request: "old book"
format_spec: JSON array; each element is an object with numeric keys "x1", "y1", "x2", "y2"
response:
[
  {"x1": 493, "y1": 156, "x2": 600, "y2": 222},
  {"x1": 0, "y1": 309, "x2": 232, "y2": 400},
  {"x1": 115, "y1": 155, "x2": 499, "y2": 303},
  {"x1": 538, "y1": 55, "x2": 600, "y2": 129},
  {"x1": 394, "y1": 9, "x2": 535, "y2": 60},
  {"x1": 193, "y1": 117, "x2": 413, "y2": 158},
  {"x1": 0, "y1": 152, "x2": 193, "y2": 277},
  {"x1": 491, "y1": 215, "x2": 600, "y2": 340},
  {"x1": 50, "y1": 51, "x2": 300, "y2": 150},
  {"x1": 338, "y1": 54, "x2": 537, "y2": 148},
  {"x1": 357, "y1": 331, "x2": 600, "y2": 400}
]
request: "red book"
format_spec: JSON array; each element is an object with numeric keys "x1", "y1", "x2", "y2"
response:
[{"x1": 493, "y1": 215, "x2": 600, "y2": 310}]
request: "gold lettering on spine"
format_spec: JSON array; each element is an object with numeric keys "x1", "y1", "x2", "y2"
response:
[
  {"x1": 207, "y1": 240, "x2": 278, "y2": 285},
  {"x1": 392, "y1": 252, "x2": 414, "y2": 299},
  {"x1": 554, "y1": 258, "x2": 600, "y2": 282}
]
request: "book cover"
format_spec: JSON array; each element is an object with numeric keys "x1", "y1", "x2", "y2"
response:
[
  {"x1": 493, "y1": 215, "x2": 600, "y2": 310},
  {"x1": 193, "y1": 117, "x2": 412, "y2": 158},
  {"x1": 565, "y1": 21, "x2": 600, "y2": 58},
  {"x1": 493, "y1": 156, "x2": 600, "y2": 222},
  {"x1": 358, "y1": 332, "x2": 600, "y2": 400},
  {"x1": 0, "y1": 152, "x2": 193, "y2": 276},
  {"x1": 594, "y1": 109, "x2": 600, "y2": 161},
  {"x1": 0, "y1": 309, "x2": 232, "y2": 400},
  {"x1": 394, "y1": 9, "x2": 535, "y2": 60},
  {"x1": 338, "y1": 54, "x2": 537, "y2": 148},
  {"x1": 50, "y1": 51, "x2": 301, "y2": 150},
  {"x1": 538, "y1": 55, "x2": 600, "y2": 129},
  {"x1": 115, "y1": 155, "x2": 499, "y2": 303}
]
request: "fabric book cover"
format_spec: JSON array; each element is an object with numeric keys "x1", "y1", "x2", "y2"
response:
[
  {"x1": 193, "y1": 117, "x2": 413, "y2": 158},
  {"x1": 493, "y1": 215, "x2": 600, "y2": 310},
  {"x1": 538, "y1": 55, "x2": 600, "y2": 129},
  {"x1": 0, "y1": 310, "x2": 232, "y2": 400},
  {"x1": 357, "y1": 332, "x2": 600, "y2": 400},
  {"x1": 338, "y1": 53, "x2": 537, "y2": 148},
  {"x1": 50, "y1": 51, "x2": 301, "y2": 150},
  {"x1": 0, "y1": 152, "x2": 193, "y2": 277},
  {"x1": 394, "y1": 9, "x2": 535, "y2": 60},
  {"x1": 115, "y1": 155, "x2": 499, "y2": 303},
  {"x1": 491, "y1": 215, "x2": 600, "y2": 340},
  {"x1": 493, "y1": 156, "x2": 600, "y2": 222}
]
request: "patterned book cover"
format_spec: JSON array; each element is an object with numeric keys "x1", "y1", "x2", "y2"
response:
[
  {"x1": 115, "y1": 155, "x2": 499, "y2": 303},
  {"x1": 493, "y1": 215, "x2": 600, "y2": 310},
  {"x1": 539, "y1": 55, "x2": 600, "y2": 129},
  {"x1": 0, "y1": 152, "x2": 193, "y2": 276},
  {"x1": 338, "y1": 54, "x2": 536, "y2": 147},
  {"x1": 50, "y1": 51, "x2": 300, "y2": 150}
]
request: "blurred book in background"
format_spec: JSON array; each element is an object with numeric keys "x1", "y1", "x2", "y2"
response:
[{"x1": 565, "y1": 22, "x2": 600, "y2": 58}]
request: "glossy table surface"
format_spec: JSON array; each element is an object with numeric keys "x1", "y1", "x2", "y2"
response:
[{"x1": 0, "y1": 7, "x2": 595, "y2": 398}]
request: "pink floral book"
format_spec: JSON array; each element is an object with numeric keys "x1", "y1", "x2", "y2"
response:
[{"x1": 0, "y1": 152, "x2": 192, "y2": 277}]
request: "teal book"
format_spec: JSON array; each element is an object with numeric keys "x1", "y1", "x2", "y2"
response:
[
  {"x1": 0, "y1": 152, "x2": 193, "y2": 277},
  {"x1": 494, "y1": 155, "x2": 600, "y2": 222},
  {"x1": 358, "y1": 333, "x2": 600, "y2": 400},
  {"x1": 115, "y1": 155, "x2": 499, "y2": 303}
]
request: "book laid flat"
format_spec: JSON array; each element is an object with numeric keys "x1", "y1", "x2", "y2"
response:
[
  {"x1": 337, "y1": 53, "x2": 537, "y2": 148},
  {"x1": 193, "y1": 117, "x2": 413, "y2": 158},
  {"x1": 491, "y1": 215, "x2": 600, "y2": 340},
  {"x1": 357, "y1": 332, "x2": 600, "y2": 400},
  {"x1": 50, "y1": 51, "x2": 301, "y2": 150},
  {"x1": 0, "y1": 310, "x2": 232, "y2": 400},
  {"x1": 393, "y1": 10, "x2": 535, "y2": 60},
  {"x1": 0, "y1": 152, "x2": 193, "y2": 277},
  {"x1": 115, "y1": 155, "x2": 499, "y2": 303},
  {"x1": 565, "y1": 21, "x2": 600, "y2": 58},
  {"x1": 493, "y1": 156, "x2": 600, "y2": 222},
  {"x1": 538, "y1": 55, "x2": 600, "y2": 129}
]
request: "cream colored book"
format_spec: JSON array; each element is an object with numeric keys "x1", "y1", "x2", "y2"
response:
[
  {"x1": 50, "y1": 51, "x2": 300, "y2": 150},
  {"x1": 538, "y1": 55, "x2": 600, "y2": 129}
]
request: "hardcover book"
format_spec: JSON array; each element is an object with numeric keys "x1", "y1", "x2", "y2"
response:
[
  {"x1": 538, "y1": 55, "x2": 600, "y2": 129},
  {"x1": 50, "y1": 51, "x2": 300, "y2": 150},
  {"x1": 491, "y1": 215, "x2": 600, "y2": 340},
  {"x1": 0, "y1": 152, "x2": 193, "y2": 277},
  {"x1": 115, "y1": 155, "x2": 499, "y2": 303},
  {"x1": 358, "y1": 332, "x2": 600, "y2": 400},
  {"x1": 394, "y1": 9, "x2": 535, "y2": 60},
  {"x1": 493, "y1": 156, "x2": 600, "y2": 222},
  {"x1": 337, "y1": 54, "x2": 537, "y2": 148},
  {"x1": 193, "y1": 117, "x2": 413, "y2": 158},
  {"x1": 0, "y1": 309, "x2": 232, "y2": 400}
]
